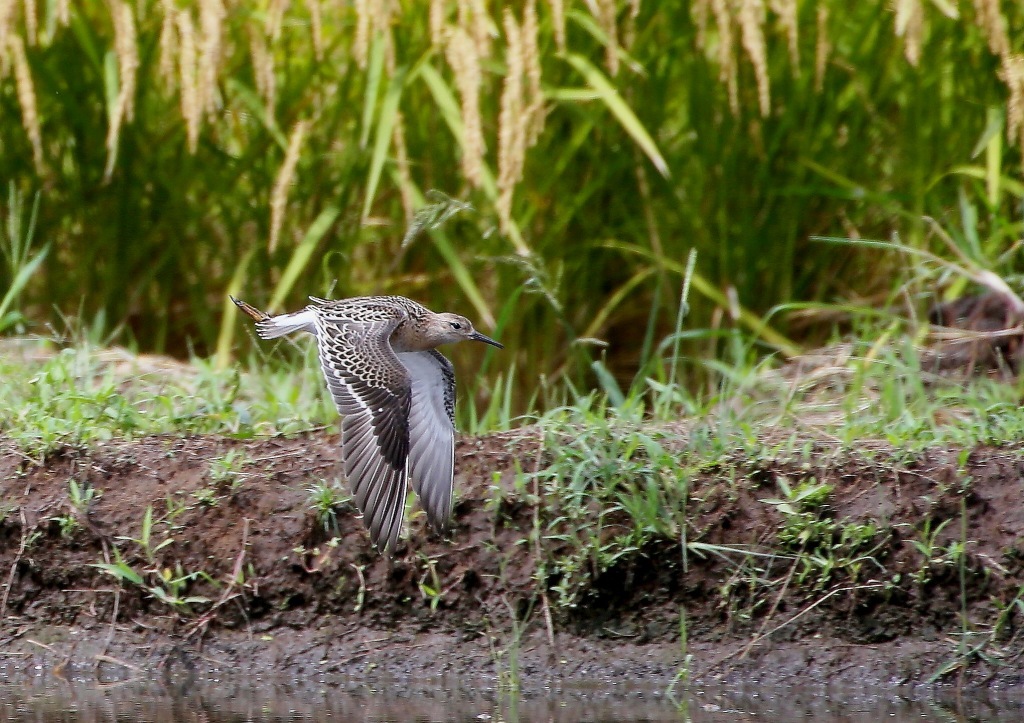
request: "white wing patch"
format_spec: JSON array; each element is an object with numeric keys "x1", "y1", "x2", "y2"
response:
[
  {"x1": 255, "y1": 308, "x2": 318, "y2": 339},
  {"x1": 397, "y1": 350, "x2": 456, "y2": 531}
]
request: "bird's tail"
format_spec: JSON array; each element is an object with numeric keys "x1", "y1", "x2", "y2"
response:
[{"x1": 230, "y1": 295, "x2": 317, "y2": 339}]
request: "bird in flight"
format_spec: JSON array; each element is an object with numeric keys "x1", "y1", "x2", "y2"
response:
[{"x1": 231, "y1": 294, "x2": 503, "y2": 552}]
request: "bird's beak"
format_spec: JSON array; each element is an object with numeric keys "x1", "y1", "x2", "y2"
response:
[{"x1": 470, "y1": 331, "x2": 504, "y2": 349}]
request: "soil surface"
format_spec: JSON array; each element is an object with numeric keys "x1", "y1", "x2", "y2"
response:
[{"x1": 3, "y1": 430, "x2": 1024, "y2": 692}]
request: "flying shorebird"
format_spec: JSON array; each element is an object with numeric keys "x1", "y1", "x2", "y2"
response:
[{"x1": 231, "y1": 294, "x2": 503, "y2": 553}]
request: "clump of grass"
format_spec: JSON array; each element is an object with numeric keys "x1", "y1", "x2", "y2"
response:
[
  {"x1": 522, "y1": 396, "x2": 694, "y2": 610},
  {"x1": 191, "y1": 487, "x2": 220, "y2": 508},
  {"x1": 306, "y1": 479, "x2": 350, "y2": 535},
  {"x1": 207, "y1": 449, "x2": 253, "y2": 492},
  {"x1": 67, "y1": 479, "x2": 102, "y2": 515},
  {"x1": 49, "y1": 513, "x2": 80, "y2": 540},
  {"x1": 761, "y1": 477, "x2": 886, "y2": 590},
  {"x1": 0, "y1": 342, "x2": 336, "y2": 457}
]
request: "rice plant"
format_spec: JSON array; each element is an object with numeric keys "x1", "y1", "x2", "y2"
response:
[{"x1": 0, "y1": 2, "x2": 1021, "y2": 418}]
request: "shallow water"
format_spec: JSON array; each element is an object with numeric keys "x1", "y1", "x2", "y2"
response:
[{"x1": 2, "y1": 673, "x2": 1023, "y2": 722}]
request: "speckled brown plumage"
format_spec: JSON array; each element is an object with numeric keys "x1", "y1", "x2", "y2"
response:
[{"x1": 231, "y1": 294, "x2": 502, "y2": 552}]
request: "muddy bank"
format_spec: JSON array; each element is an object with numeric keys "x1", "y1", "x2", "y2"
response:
[{"x1": 2, "y1": 431, "x2": 1024, "y2": 689}]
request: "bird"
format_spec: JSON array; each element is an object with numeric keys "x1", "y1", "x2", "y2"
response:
[{"x1": 231, "y1": 294, "x2": 503, "y2": 553}]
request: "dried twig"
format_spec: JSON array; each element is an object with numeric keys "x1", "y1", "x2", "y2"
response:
[
  {"x1": 708, "y1": 581, "x2": 885, "y2": 673},
  {"x1": 186, "y1": 517, "x2": 251, "y2": 639},
  {"x1": 94, "y1": 653, "x2": 141, "y2": 672},
  {"x1": 1, "y1": 508, "x2": 30, "y2": 619},
  {"x1": 532, "y1": 437, "x2": 557, "y2": 660}
]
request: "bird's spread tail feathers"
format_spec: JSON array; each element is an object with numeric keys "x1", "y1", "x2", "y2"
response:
[{"x1": 230, "y1": 295, "x2": 318, "y2": 339}]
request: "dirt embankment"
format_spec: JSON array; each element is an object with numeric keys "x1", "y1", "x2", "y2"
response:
[{"x1": 2, "y1": 431, "x2": 1024, "y2": 689}]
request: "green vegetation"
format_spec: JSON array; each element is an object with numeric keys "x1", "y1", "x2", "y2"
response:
[
  {"x1": 1, "y1": 320, "x2": 1023, "y2": 682},
  {"x1": 93, "y1": 506, "x2": 214, "y2": 612},
  {"x1": 760, "y1": 477, "x2": 884, "y2": 590},
  {"x1": 206, "y1": 448, "x2": 254, "y2": 491},
  {"x1": 67, "y1": 479, "x2": 102, "y2": 515},
  {"x1": 0, "y1": 341, "x2": 335, "y2": 458},
  {"x1": 0, "y1": 2, "x2": 1022, "y2": 416},
  {"x1": 307, "y1": 479, "x2": 349, "y2": 535}
]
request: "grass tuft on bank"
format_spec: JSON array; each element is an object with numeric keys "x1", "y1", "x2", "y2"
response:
[
  {"x1": 4, "y1": 310, "x2": 1024, "y2": 462},
  {"x1": 0, "y1": 340, "x2": 336, "y2": 458}
]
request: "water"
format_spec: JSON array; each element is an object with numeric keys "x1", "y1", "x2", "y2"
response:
[{"x1": 1, "y1": 672, "x2": 1023, "y2": 721}]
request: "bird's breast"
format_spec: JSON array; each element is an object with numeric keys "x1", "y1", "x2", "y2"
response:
[{"x1": 390, "y1": 322, "x2": 431, "y2": 353}]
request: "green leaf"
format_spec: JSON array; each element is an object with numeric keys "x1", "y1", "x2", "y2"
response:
[
  {"x1": 215, "y1": 247, "x2": 255, "y2": 371},
  {"x1": 359, "y1": 34, "x2": 387, "y2": 149},
  {"x1": 562, "y1": 54, "x2": 669, "y2": 178},
  {"x1": 591, "y1": 359, "x2": 625, "y2": 408},
  {"x1": 269, "y1": 206, "x2": 341, "y2": 311},
  {"x1": 93, "y1": 562, "x2": 144, "y2": 587},
  {"x1": 0, "y1": 243, "x2": 50, "y2": 327},
  {"x1": 362, "y1": 64, "x2": 408, "y2": 220}
]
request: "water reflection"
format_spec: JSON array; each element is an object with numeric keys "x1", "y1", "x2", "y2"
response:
[{"x1": 1, "y1": 671, "x2": 1022, "y2": 722}]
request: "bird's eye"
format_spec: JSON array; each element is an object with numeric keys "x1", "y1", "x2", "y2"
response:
[{"x1": 450, "y1": 322, "x2": 462, "y2": 330}]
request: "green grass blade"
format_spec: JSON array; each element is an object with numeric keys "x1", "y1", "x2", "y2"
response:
[
  {"x1": 225, "y1": 79, "x2": 287, "y2": 148},
  {"x1": 361, "y1": 64, "x2": 408, "y2": 220},
  {"x1": 592, "y1": 359, "x2": 626, "y2": 408},
  {"x1": 415, "y1": 64, "x2": 463, "y2": 137},
  {"x1": 949, "y1": 165, "x2": 1024, "y2": 199},
  {"x1": 268, "y1": 206, "x2": 341, "y2": 312},
  {"x1": 562, "y1": 53, "x2": 669, "y2": 178},
  {"x1": 0, "y1": 242, "x2": 49, "y2": 330},
  {"x1": 93, "y1": 562, "x2": 145, "y2": 587},
  {"x1": 605, "y1": 241, "x2": 799, "y2": 356},
  {"x1": 359, "y1": 35, "x2": 387, "y2": 149},
  {"x1": 214, "y1": 247, "x2": 256, "y2": 370}
]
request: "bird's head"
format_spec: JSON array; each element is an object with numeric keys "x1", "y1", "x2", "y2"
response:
[{"x1": 429, "y1": 313, "x2": 504, "y2": 349}]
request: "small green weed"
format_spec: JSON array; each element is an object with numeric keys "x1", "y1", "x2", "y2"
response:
[
  {"x1": 908, "y1": 517, "x2": 956, "y2": 587},
  {"x1": 761, "y1": 477, "x2": 834, "y2": 549},
  {"x1": 92, "y1": 506, "x2": 213, "y2": 612},
  {"x1": 164, "y1": 493, "x2": 189, "y2": 528},
  {"x1": 191, "y1": 487, "x2": 220, "y2": 508},
  {"x1": 762, "y1": 477, "x2": 886, "y2": 590},
  {"x1": 525, "y1": 399, "x2": 692, "y2": 610},
  {"x1": 67, "y1": 479, "x2": 101, "y2": 515},
  {"x1": 417, "y1": 553, "x2": 444, "y2": 611},
  {"x1": 207, "y1": 449, "x2": 253, "y2": 491},
  {"x1": 116, "y1": 506, "x2": 172, "y2": 564},
  {"x1": 306, "y1": 479, "x2": 349, "y2": 535},
  {"x1": 50, "y1": 514, "x2": 80, "y2": 539}
]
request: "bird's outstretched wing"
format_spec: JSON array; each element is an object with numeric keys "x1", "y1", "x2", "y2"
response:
[
  {"x1": 398, "y1": 349, "x2": 456, "y2": 531},
  {"x1": 315, "y1": 309, "x2": 412, "y2": 552}
]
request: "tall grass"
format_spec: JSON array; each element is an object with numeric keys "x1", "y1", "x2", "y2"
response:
[{"x1": 0, "y1": 1, "x2": 1022, "y2": 414}]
